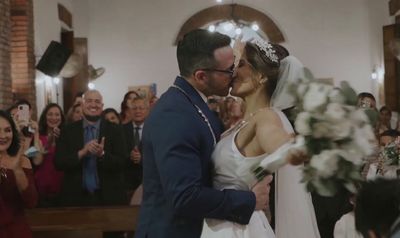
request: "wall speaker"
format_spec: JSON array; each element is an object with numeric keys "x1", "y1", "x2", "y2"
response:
[{"x1": 36, "y1": 41, "x2": 72, "y2": 77}]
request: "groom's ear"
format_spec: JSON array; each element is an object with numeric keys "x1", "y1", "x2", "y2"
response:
[{"x1": 193, "y1": 70, "x2": 209, "y2": 87}]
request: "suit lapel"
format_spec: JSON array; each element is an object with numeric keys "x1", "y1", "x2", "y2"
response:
[
  {"x1": 75, "y1": 120, "x2": 84, "y2": 148},
  {"x1": 174, "y1": 77, "x2": 223, "y2": 140}
]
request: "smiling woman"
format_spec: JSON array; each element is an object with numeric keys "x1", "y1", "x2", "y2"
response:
[
  {"x1": 36, "y1": 103, "x2": 65, "y2": 207},
  {"x1": 0, "y1": 110, "x2": 38, "y2": 238}
]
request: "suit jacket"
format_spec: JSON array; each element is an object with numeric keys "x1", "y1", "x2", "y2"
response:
[
  {"x1": 55, "y1": 119, "x2": 127, "y2": 206},
  {"x1": 135, "y1": 77, "x2": 256, "y2": 238},
  {"x1": 123, "y1": 122, "x2": 143, "y2": 191}
]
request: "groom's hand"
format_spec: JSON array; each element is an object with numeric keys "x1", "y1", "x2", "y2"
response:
[{"x1": 252, "y1": 175, "x2": 273, "y2": 211}]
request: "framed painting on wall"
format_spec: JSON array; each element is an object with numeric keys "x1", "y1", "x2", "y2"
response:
[{"x1": 128, "y1": 83, "x2": 157, "y2": 100}]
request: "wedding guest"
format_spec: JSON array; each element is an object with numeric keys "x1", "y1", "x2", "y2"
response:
[
  {"x1": 123, "y1": 97, "x2": 149, "y2": 201},
  {"x1": 366, "y1": 129, "x2": 400, "y2": 180},
  {"x1": 334, "y1": 195, "x2": 363, "y2": 238},
  {"x1": 55, "y1": 90, "x2": 126, "y2": 206},
  {"x1": 102, "y1": 108, "x2": 121, "y2": 125},
  {"x1": 355, "y1": 178, "x2": 400, "y2": 238},
  {"x1": 226, "y1": 100, "x2": 245, "y2": 129},
  {"x1": 380, "y1": 129, "x2": 400, "y2": 147},
  {"x1": 6, "y1": 105, "x2": 18, "y2": 119},
  {"x1": 66, "y1": 103, "x2": 83, "y2": 124},
  {"x1": 149, "y1": 95, "x2": 158, "y2": 109},
  {"x1": 0, "y1": 110, "x2": 38, "y2": 237},
  {"x1": 120, "y1": 91, "x2": 140, "y2": 124},
  {"x1": 35, "y1": 103, "x2": 65, "y2": 207},
  {"x1": 220, "y1": 96, "x2": 235, "y2": 129},
  {"x1": 207, "y1": 97, "x2": 220, "y2": 117},
  {"x1": 14, "y1": 100, "x2": 44, "y2": 167},
  {"x1": 376, "y1": 106, "x2": 393, "y2": 135},
  {"x1": 357, "y1": 92, "x2": 377, "y2": 109}
]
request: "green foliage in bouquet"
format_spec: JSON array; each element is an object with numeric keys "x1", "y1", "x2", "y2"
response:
[{"x1": 289, "y1": 68, "x2": 377, "y2": 197}]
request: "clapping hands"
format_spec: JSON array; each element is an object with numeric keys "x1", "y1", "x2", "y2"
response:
[
  {"x1": 130, "y1": 146, "x2": 141, "y2": 164},
  {"x1": 83, "y1": 137, "x2": 105, "y2": 157}
]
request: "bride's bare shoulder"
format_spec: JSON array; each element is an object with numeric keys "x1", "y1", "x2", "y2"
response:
[{"x1": 254, "y1": 108, "x2": 283, "y2": 127}]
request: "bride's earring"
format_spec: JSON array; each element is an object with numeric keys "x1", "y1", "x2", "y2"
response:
[{"x1": 259, "y1": 78, "x2": 267, "y2": 85}]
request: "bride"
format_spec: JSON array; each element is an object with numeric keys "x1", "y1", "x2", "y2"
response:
[{"x1": 201, "y1": 39, "x2": 320, "y2": 238}]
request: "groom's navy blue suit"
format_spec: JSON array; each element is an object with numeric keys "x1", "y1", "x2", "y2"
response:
[{"x1": 135, "y1": 77, "x2": 256, "y2": 238}]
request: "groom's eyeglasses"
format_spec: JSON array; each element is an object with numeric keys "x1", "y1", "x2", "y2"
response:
[
  {"x1": 197, "y1": 63, "x2": 235, "y2": 78},
  {"x1": 201, "y1": 69, "x2": 234, "y2": 77}
]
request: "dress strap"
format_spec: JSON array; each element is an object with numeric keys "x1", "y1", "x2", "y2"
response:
[{"x1": 271, "y1": 108, "x2": 295, "y2": 134}]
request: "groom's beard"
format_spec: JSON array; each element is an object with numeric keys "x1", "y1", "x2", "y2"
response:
[{"x1": 84, "y1": 113, "x2": 101, "y2": 122}]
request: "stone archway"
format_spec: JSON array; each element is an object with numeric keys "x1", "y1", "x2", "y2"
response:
[{"x1": 174, "y1": 4, "x2": 285, "y2": 45}]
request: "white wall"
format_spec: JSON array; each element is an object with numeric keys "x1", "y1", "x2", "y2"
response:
[
  {"x1": 70, "y1": 0, "x2": 391, "y2": 110},
  {"x1": 33, "y1": 0, "x2": 74, "y2": 114}
]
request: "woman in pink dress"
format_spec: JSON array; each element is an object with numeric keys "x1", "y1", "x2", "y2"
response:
[
  {"x1": 35, "y1": 103, "x2": 65, "y2": 206},
  {"x1": 0, "y1": 110, "x2": 38, "y2": 237}
]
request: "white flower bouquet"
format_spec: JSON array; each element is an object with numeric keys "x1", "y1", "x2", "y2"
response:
[{"x1": 247, "y1": 69, "x2": 378, "y2": 196}]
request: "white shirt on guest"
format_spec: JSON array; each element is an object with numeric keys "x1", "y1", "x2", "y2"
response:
[
  {"x1": 334, "y1": 212, "x2": 363, "y2": 238},
  {"x1": 132, "y1": 122, "x2": 144, "y2": 141}
]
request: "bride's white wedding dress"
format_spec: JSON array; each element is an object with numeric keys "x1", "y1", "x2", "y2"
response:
[{"x1": 201, "y1": 109, "x2": 320, "y2": 238}]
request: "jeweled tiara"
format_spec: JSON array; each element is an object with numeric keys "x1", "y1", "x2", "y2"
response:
[{"x1": 252, "y1": 39, "x2": 279, "y2": 63}]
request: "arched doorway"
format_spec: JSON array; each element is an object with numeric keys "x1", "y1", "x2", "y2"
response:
[{"x1": 174, "y1": 4, "x2": 285, "y2": 44}]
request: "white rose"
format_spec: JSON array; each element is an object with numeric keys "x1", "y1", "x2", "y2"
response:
[
  {"x1": 295, "y1": 112, "x2": 312, "y2": 135},
  {"x1": 325, "y1": 103, "x2": 347, "y2": 121},
  {"x1": 330, "y1": 120, "x2": 352, "y2": 140},
  {"x1": 344, "y1": 148, "x2": 364, "y2": 165},
  {"x1": 311, "y1": 179, "x2": 335, "y2": 197},
  {"x1": 303, "y1": 83, "x2": 333, "y2": 112},
  {"x1": 310, "y1": 150, "x2": 340, "y2": 178},
  {"x1": 350, "y1": 109, "x2": 370, "y2": 125},
  {"x1": 353, "y1": 124, "x2": 377, "y2": 156},
  {"x1": 312, "y1": 121, "x2": 331, "y2": 138},
  {"x1": 297, "y1": 83, "x2": 308, "y2": 97},
  {"x1": 328, "y1": 88, "x2": 346, "y2": 104}
]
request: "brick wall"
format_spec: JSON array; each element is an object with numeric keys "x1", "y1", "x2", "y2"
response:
[
  {"x1": 0, "y1": 0, "x2": 13, "y2": 110},
  {"x1": 10, "y1": 0, "x2": 36, "y2": 116}
]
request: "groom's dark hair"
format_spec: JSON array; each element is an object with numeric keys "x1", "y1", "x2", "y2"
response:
[{"x1": 177, "y1": 29, "x2": 231, "y2": 78}]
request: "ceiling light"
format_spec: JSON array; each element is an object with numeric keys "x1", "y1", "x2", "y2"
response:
[
  {"x1": 235, "y1": 28, "x2": 242, "y2": 35},
  {"x1": 251, "y1": 23, "x2": 259, "y2": 31},
  {"x1": 88, "y1": 82, "x2": 95, "y2": 90},
  {"x1": 223, "y1": 22, "x2": 234, "y2": 32},
  {"x1": 208, "y1": 25, "x2": 216, "y2": 32}
]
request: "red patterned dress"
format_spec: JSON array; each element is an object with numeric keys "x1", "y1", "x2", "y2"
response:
[{"x1": 0, "y1": 168, "x2": 38, "y2": 237}]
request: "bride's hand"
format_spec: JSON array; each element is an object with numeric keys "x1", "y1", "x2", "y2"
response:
[{"x1": 287, "y1": 148, "x2": 309, "y2": 165}]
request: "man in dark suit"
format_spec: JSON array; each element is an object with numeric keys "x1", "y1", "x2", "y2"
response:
[
  {"x1": 123, "y1": 97, "x2": 149, "y2": 200},
  {"x1": 55, "y1": 90, "x2": 126, "y2": 206},
  {"x1": 134, "y1": 29, "x2": 272, "y2": 238}
]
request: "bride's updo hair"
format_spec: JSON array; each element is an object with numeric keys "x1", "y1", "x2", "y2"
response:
[{"x1": 245, "y1": 41, "x2": 289, "y2": 98}]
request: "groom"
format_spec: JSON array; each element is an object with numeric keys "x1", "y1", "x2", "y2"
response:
[{"x1": 134, "y1": 29, "x2": 272, "y2": 238}]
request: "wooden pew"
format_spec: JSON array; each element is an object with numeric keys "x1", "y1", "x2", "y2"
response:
[{"x1": 26, "y1": 206, "x2": 140, "y2": 238}]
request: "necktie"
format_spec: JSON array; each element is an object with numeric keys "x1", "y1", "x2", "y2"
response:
[
  {"x1": 133, "y1": 126, "x2": 140, "y2": 147},
  {"x1": 83, "y1": 125, "x2": 98, "y2": 193}
]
